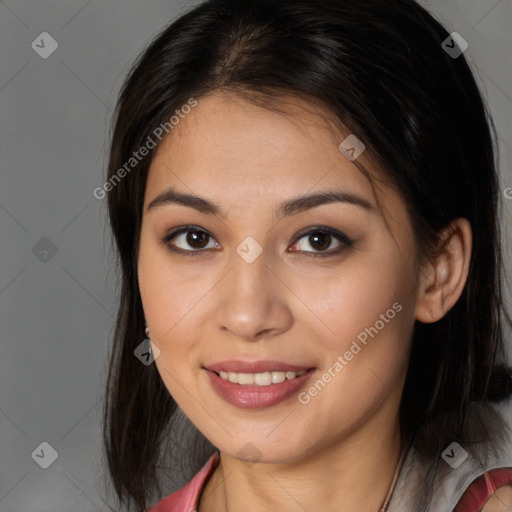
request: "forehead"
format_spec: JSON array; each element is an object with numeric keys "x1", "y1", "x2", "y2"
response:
[{"x1": 147, "y1": 91, "x2": 381, "y2": 200}]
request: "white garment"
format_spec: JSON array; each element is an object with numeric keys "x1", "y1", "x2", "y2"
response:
[{"x1": 388, "y1": 400, "x2": 512, "y2": 512}]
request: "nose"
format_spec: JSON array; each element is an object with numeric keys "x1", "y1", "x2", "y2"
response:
[{"x1": 212, "y1": 244, "x2": 294, "y2": 342}]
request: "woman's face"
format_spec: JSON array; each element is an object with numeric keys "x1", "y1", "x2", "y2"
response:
[{"x1": 138, "y1": 91, "x2": 421, "y2": 463}]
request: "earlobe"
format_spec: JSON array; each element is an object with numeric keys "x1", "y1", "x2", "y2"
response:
[{"x1": 415, "y1": 218, "x2": 472, "y2": 324}]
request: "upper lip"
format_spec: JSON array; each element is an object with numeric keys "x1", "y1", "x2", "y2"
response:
[{"x1": 204, "y1": 360, "x2": 315, "y2": 374}]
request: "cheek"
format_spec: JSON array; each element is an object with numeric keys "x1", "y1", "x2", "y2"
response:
[
  {"x1": 296, "y1": 247, "x2": 415, "y2": 350},
  {"x1": 293, "y1": 248, "x2": 416, "y2": 410},
  {"x1": 137, "y1": 239, "x2": 213, "y2": 396},
  {"x1": 138, "y1": 239, "x2": 205, "y2": 338}
]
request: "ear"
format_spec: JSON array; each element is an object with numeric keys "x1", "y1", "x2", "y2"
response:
[{"x1": 415, "y1": 218, "x2": 472, "y2": 323}]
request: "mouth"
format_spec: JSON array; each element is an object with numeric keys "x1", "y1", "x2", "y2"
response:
[
  {"x1": 212, "y1": 369, "x2": 308, "y2": 386},
  {"x1": 203, "y1": 360, "x2": 317, "y2": 409}
]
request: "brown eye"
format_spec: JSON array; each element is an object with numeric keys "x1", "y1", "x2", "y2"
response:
[
  {"x1": 308, "y1": 232, "x2": 331, "y2": 251},
  {"x1": 163, "y1": 226, "x2": 220, "y2": 254},
  {"x1": 289, "y1": 227, "x2": 353, "y2": 256},
  {"x1": 186, "y1": 230, "x2": 209, "y2": 249}
]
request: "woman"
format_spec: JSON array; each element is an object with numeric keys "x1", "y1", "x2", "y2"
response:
[{"x1": 101, "y1": 1, "x2": 512, "y2": 510}]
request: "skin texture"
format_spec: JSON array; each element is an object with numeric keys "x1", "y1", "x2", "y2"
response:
[
  {"x1": 481, "y1": 486, "x2": 512, "y2": 512},
  {"x1": 137, "y1": 90, "x2": 472, "y2": 512}
]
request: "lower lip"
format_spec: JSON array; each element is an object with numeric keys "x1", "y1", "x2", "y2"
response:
[{"x1": 205, "y1": 369, "x2": 315, "y2": 409}]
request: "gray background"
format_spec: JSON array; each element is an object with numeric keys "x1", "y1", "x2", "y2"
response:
[{"x1": 1, "y1": 1, "x2": 511, "y2": 510}]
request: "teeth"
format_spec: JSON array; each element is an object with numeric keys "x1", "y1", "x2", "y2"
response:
[
  {"x1": 272, "y1": 372, "x2": 286, "y2": 384},
  {"x1": 219, "y1": 370, "x2": 307, "y2": 386},
  {"x1": 238, "y1": 373, "x2": 254, "y2": 385},
  {"x1": 254, "y1": 372, "x2": 272, "y2": 385}
]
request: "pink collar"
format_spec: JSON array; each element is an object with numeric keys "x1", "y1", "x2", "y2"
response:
[{"x1": 147, "y1": 451, "x2": 220, "y2": 512}]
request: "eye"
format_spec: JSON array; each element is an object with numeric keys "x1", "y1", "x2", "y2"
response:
[
  {"x1": 288, "y1": 227, "x2": 353, "y2": 257},
  {"x1": 162, "y1": 225, "x2": 353, "y2": 257},
  {"x1": 162, "y1": 226, "x2": 220, "y2": 255}
]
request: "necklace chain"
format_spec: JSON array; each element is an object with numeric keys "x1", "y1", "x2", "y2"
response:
[
  {"x1": 211, "y1": 445, "x2": 407, "y2": 512},
  {"x1": 378, "y1": 445, "x2": 407, "y2": 512}
]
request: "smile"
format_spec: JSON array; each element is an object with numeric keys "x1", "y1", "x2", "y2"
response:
[
  {"x1": 218, "y1": 370, "x2": 307, "y2": 386},
  {"x1": 203, "y1": 360, "x2": 316, "y2": 408}
]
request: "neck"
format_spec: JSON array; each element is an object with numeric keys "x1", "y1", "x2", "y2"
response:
[{"x1": 200, "y1": 413, "x2": 403, "y2": 512}]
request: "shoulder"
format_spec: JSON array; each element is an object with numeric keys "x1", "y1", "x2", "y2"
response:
[
  {"x1": 145, "y1": 451, "x2": 220, "y2": 512},
  {"x1": 453, "y1": 467, "x2": 512, "y2": 512},
  {"x1": 480, "y1": 485, "x2": 512, "y2": 511}
]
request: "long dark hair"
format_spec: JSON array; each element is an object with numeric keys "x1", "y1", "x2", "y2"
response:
[{"x1": 101, "y1": 0, "x2": 512, "y2": 510}]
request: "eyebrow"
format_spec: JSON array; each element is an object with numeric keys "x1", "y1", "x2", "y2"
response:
[{"x1": 146, "y1": 185, "x2": 373, "y2": 219}]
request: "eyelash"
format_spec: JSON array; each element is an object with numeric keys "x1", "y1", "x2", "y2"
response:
[{"x1": 161, "y1": 225, "x2": 354, "y2": 258}]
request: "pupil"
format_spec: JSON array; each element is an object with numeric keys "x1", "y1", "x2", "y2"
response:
[
  {"x1": 187, "y1": 230, "x2": 208, "y2": 248},
  {"x1": 310, "y1": 232, "x2": 330, "y2": 251}
]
